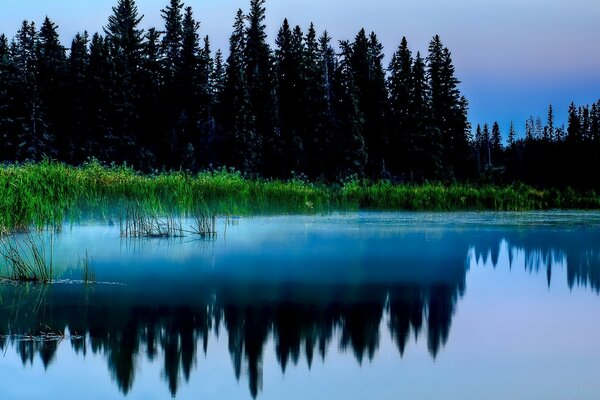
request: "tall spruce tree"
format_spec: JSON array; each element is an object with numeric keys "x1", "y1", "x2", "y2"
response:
[
  {"x1": 491, "y1": 121, "x2": 502, "y2": 166},
  {"x1": 66, "y1": 31, "x2": 89, "y2": 162},
  {"x1": 104, "y1": 0, "x2": 144, "y2": 164},
  {"x1": 332, "y1": 40, "x2": 367, "y2": 178},
  {"x1": 86, "y1": 33, "x2": 115, "y2": 159},
  {"x1": 0, "y1": 34, "x2": 17, "y2": 160},
  {"x1": 13, "y1": 21, "x2": 50, "y2": 161},
  {"x1": 409, "y1": 52, "x2": 436, "y2": 180},
  {"x1": 301, "y1": 23, "x2": 330, "y2": 178},
  {"x1": 275, "y1": 19, "x2": 304, "y2": 176},
  {"x1": 427, "y1": 35, "x2": 471, "y2": 179},
  {"x1": 222, "y1": 9, "x2": 258, "y2": 172},
  {"x1": 387, "y1": 37, "x2": 412, "y2": 177},
  {"x1": 38, "y1": 16, "x2": 66, "y2": 159},
  {"x1": 244, "y1": 0, "x2": 276, "y2": 176},
  {"x1": 546, "y1": 104, "x2": 554, "y2": 141},
  {"x1": 349, "y1": 29, "x2": 388, "y2": 177}
]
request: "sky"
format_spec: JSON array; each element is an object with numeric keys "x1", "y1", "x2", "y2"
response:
[{"x1": 1, "y1": 0, "x2": 599, "y2": 137}]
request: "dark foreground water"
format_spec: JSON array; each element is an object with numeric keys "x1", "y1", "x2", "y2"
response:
[{"x1": 1, "y1": 212, "x2": 600, "y2": 399}]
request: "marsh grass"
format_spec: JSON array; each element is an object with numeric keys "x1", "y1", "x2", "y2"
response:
[
  {"x1": 79, "y1": 251, "x2": 95, "y2": 284},
  {"x1": 2, "y1": 160, "x2": 600, "y2": 233},
  {"x1": 119, "y1": 202, "x2": 184, "y2": 238},
  {"x1": 0, "y1": 234, "x2": 52, "y2": 283}
]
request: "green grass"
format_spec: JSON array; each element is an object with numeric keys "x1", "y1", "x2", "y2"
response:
[{"x1": 1, "y1": 160, "x2": 600, "y2": 232}]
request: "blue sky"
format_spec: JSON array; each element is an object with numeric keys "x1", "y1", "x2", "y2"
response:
[{"x1": 1, "y1": 0, "x2": 599, "y2": 137}]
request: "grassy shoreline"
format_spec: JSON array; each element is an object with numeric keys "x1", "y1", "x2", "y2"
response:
[{"x1": 1, "y1": 161, "x2": 600, "y2": 231}]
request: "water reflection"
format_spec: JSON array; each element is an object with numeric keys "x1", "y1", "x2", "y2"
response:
[{"x1": 1, "y1": 214, "x2": 600, "y2": 398}]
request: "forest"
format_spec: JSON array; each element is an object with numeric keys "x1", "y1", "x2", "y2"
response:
[{"x1": 0, "y1": 0, "x2": 599, "y2": 188}]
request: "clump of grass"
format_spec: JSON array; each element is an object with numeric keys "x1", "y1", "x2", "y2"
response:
[
  {"x1": 79, "y1": 251, "x2": 95, "y2": 284},
  {"x1": 119, "y1": 202, "x2": 184, "y2": 238},
  {"x1": 189, "y1": 212, "x2": 217, "y2": 239},
  {"x1": 0, "y1": 234, "x2": 53, "y2": 283}
]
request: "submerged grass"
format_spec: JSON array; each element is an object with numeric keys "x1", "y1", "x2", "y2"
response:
[{"x1": 1, "y1": 160, "x2": 600, "y2": 231}]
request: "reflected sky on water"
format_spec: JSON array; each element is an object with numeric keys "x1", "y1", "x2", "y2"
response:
[{"x1": 1, "y1": 212, "x2": 600, "y2": 399}]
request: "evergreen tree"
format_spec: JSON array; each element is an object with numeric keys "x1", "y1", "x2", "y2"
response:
[
  {"x1": 104, "y1": 0, "x2": 144, "y2": 164},
  {"x1": 317, "y1": 31, "x2": 340, "y2": 179},
  {"x1": 331, "y1": 40, "x2": 367, "y2": 178},
  {"x1": 546, "y1": 104, "x2": 554, "y2": 141},
  {"x1": 244, "y1": 0, "x2": 276, "y2": 176},
  {"x1": 387, "y1": 37, "x2": 412, "y2": 177},
  {"x1": 481, "y1": 123, "x2": 491, "y2": 168},
  {"x1": 474, "y1": 124, "x2": 483, "y2": 172},
  {"x1": 301, "y1": 23, "x2": 331, "y2": 178},
  {"x1": 0, "y1": 34, "x2": 17, "y2": 160},
  {"x1": 275, "y1": 19, "x2": 304, "y2": 176},
  {"x1": 426, "y1": 35, "x2": 470, "y2": 179},
  {"x1": 66, "y1": 31, "x2": 90, "y2": 162},
  {"x1": 38, "y1": 16, "x2": 67, "y2": 159},
  {"x1": 567, "y1": 102, "x2": 580, "y2": 143},
  {"x1": 12, "y1": 21, "x2": 50, "y2": 161},
  {"x1": 212, "y1": 49, "x2": 225, "y2": 97},
  {"x1": 525, "y1": 116, "x2": 535, "y2": 142},
  {"x1": 86, "y1": 33, "x2": 115, "y2": 159},
  {"x1": 160, "y1": 0, "x2": 184, "y2": 81},
  {"x1": 222, "y1": 9, "x2": 258, "y2": 172},
  {"x1": 349, "y1": 29, "x2": 388, "y2": 177},
  {"x1": 508, "y1": 120, "x2": 516, "y2": 147},
  {"x1": 491, "y1": 121, "x2": 502, "y2": 165},
  {"x1": 138, "y1": 27, "x2": 163, "y2": 170},
  {"x1": 410, "y1": 52, "x2": 436, "y2": 180}
]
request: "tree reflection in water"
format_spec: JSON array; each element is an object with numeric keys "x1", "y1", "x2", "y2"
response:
[{"x1": 1, "y1": 226, "x2": 600, "y2": 398}]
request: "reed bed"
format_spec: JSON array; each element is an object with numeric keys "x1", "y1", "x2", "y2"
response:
[{"x1": 1, "y1": 160, "x2": 600, "y2": 232}]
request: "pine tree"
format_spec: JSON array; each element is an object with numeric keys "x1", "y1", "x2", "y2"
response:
[
  {"x1": 317, "y1": 31, "x2": 339, "y2": 179},
  {"x1": 426, "y1": 35, "x2": 470, "y2": 179},
  {"x1": 66, "y1": 31, "x2": 89, "y2": 162},
  {"x1": 222, "y1": 9, "x2": 258, "y2": 172},
  {"x1": 474, "y1": 124, "x2": 483, "y2": 171},
  {"x1": 546, "y1": 104, "x2": 554, "y2": 141},
  {"x1": 410, "y1": 52, "x2": 436, "y2": 180},
  {"x1": 245, "y1": 0, "x2": 276, "y2": 176},
  {"x1": 160, "y1": 0, "x2": 184, "y2": 81},
  {"x1": 0, "y1": 34, "x2": 18, "y2": 160},
  {"x1": 275, "y1": 19, "x2": 303, "y2": 176},
  {"x1": 12, "y1": 21, "x2": 50, "y2": 161},
  {"x1": 387, "y1": 37, "x2": 412, "y2": 177},
  {"x1": 567, "y1": 102, "x2": 580, "y2": 143},
  {"x1": 348, "y1": 29, "x2": 388, "y2": 177},
  {"x1": 38, "y1": 16, "x2": 67, "y2": 159},
  {"x1": 491, "y1": 121, "x2": 502, "y2": 165},
  {"x1": 332, "y1": 40, "x2": 367, "y2": 178},
  {"x1": 508, "y1": 120, "x2": 516, "y2": 147},
  {"x1": 301, "y1": 23, "x2": 330, "y2": 178},
  {"x1": 138, "y1": 27, "x2": 163, "y2": 170},
  {"x1": 482, "y1": 123, "x2": 491, "y2": 168},
  {"x1": 103, "y1": 0, "x2": 145, "y2": 164},
  {"x1": 86, "y1": 33, "x2": 115, "y2": 159}
]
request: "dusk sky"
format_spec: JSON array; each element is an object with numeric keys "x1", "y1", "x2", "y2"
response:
[{"x1": 1, "y1": 0, "x2": 599, "y2": 137}]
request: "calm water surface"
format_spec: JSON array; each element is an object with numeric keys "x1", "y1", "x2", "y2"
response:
[{"x1": 1, "y1": 212, "x2": 600, "y2": 399}]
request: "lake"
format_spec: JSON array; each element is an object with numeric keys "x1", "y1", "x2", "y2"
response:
[{"x1": 1, "y1": 212, "x2": 600, "y2": 399}]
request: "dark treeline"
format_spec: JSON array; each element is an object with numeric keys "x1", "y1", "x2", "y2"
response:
[
  {"x1": 476, "y1": 101, "x2": 600, "y2": 188},
  {"x1": 0, "y1": 0, "x2": 471, "y2": 181},
  {"x1": 1, "y1": 0, "x2": 598, "y2": 187}
]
